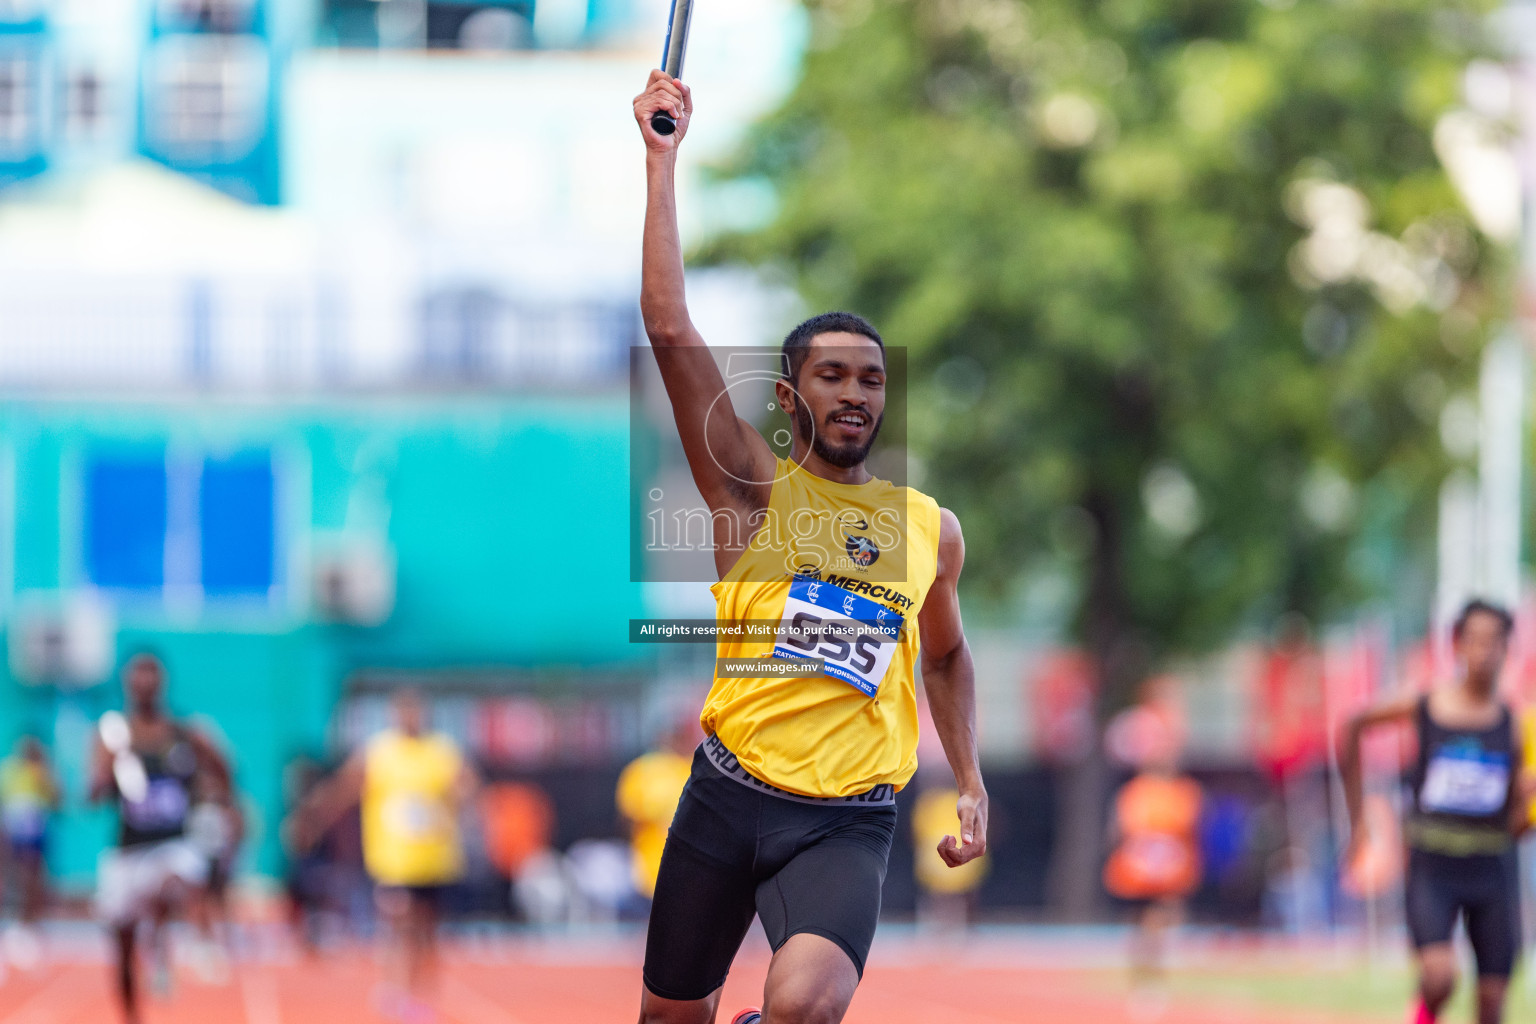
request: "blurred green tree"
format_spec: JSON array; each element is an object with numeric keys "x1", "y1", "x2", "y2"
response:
[{"x1": 708, "y1": 0, "x2": 1510, "y2": 915}]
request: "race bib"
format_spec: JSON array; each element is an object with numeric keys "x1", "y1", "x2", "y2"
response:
[
  {"x1": 122, "y1": 778, "x2": 189, "y2": 832},
  {"x1": 383, "y1": 794, "x2": 447, "y2": 840},
  {"x1": 1421, "y1": 748, "x2": 1510, "y2": 816},
  {"x1": 772, "y1": 576, "x2": 904, "y2": 698}
]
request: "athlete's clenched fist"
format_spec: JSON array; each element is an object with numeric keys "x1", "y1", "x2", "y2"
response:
[
  {"x1": 938, "y1": 786, "x2": 989, "y2": 868},
  {"x1": 634, "y1": 69, "x2": 692, "y2": 152}
]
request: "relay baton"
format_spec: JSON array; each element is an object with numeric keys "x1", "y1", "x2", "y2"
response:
[{"x1": 651, "y1": 0, "x2": 695, "y2": 136}]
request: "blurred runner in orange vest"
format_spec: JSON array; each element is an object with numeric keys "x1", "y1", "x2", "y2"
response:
[
  {"x1": 481, "y1": 781, "x2": 554, "y2": 881},
  {"x1": 1104, "y1": 697, "x2": 1203, "y2": 987}
]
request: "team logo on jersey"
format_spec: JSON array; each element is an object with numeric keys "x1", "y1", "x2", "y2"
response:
[{"x1": 845, "y1": 534, "x2": 880, "y2": 568}]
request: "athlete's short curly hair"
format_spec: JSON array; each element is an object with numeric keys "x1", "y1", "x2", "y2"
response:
[{"x1": 781, "y1": 311, "x2": 884, "y2": 384}]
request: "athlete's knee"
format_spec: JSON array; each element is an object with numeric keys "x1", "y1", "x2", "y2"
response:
[
  {"x1": 1420, "y1": 960, "x2": 1457, "y2": 1008},
  {"x1": 763, "y1": 978, "x2": 851, "y2": 1024}
]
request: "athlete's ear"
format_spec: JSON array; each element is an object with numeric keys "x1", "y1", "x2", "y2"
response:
[{"x1": 774, "y1": 377, "x2": 798, "y2": 417}]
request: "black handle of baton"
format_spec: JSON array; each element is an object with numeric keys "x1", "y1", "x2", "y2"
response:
[{"x1": 651, "y1": 111, "x2": 678, "y2": 136}]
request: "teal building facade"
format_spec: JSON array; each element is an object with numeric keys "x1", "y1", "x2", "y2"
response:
[{"x1": 0, "y1": 393, "x2": 648, "y2": 886}]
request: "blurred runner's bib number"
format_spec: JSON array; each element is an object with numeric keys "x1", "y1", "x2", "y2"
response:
[
  {"x1": 1122, "y1": 835, "x2": 1194, "y2": 889},
  {"x1": 383, "y1": 794, "x2": 448, "y2": 840},
  {"x1": 123, "y1": 778, "x2": 189, "y2": 832},
  {"x1": 772, "y1": 576, "x2": 903, "y2": 698},
  {"x1": 1421, "y1": 749, "x2": 1509, "y2": 816}
]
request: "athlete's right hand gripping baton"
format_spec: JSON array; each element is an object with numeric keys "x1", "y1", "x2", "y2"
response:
[
  {"x1": 99, "y1": 710, "x2": 148, "y2": 804},
  {"x1": 651, "y1": 0, "x2": 695, "y2": 136}
]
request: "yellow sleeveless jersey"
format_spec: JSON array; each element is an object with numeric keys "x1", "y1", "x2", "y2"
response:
[
  {"x1": 701, "y1": 456, "x2": 943, "y2": 797},
  {"x1": 1524, "y1": 708, "x2": 1536, "y2": 826},
  {"x1": 361, "y1": 731, "x2": 465, "y2": 887}
]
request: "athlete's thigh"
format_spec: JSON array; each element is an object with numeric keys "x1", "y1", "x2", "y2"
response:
[
  {"x1": 644, "y1": 833, "x2": 758, "y2": 1003},
  {"x1": 754, "y1": 809, "x2": 895, "y2": 981},
  {"x1": 643, "y1": 764, "x2": 761, "y2": 1003},
  {"x1": 1463, "y1": 857, "x2": 1521, "y2": 979},
  {"x1": 1404, "y1": 851, "x2": 1460, "y2": 952}
]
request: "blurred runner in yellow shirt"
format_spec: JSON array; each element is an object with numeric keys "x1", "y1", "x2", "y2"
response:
[
  {"x1": 616, "y1": 725, "x2": 697, "y2": 899},
  {"x1": 296, "y1": 690, "x2": 478, "y2": 1021},
  {"x1": 912, "y1": 787, "x2": 988, "y2": 929}
]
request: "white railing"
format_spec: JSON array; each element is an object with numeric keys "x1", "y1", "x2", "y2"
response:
[{"x1": 0, "y1": 274, "x2": 636, "y2": 392}]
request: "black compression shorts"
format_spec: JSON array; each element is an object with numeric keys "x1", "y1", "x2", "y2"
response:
[
  {"x1": 641, "y1": 743, "x2": 897, "y2": 1002},
  {"x1": 1405, "y1": 847, "x2": 1521, "y2": 978}
]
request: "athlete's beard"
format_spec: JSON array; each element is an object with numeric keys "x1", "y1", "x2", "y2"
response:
[{"x1": 794, "y1": 400, "x2": 883, "y2": 469}]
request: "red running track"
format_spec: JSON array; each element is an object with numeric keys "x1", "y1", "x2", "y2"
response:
[{"x1": 0, "y1": 930, "x2": 1384, "y2": 1024}]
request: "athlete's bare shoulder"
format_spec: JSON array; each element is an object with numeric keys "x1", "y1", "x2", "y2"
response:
[{"x1": 935, "y1": 507, "x2": 964, "y2": 582}]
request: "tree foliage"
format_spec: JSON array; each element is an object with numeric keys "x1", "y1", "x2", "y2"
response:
[{"x1": 713, "y1": 0, "x2": 1508, "y2": 681}]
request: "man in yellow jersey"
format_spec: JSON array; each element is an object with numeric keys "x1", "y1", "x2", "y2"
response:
[
  {"x1": 616, "y1": 724, "x2": 697, "y2": 900},
  {"x1": 633, "y1": 72, "x2": 988, "y2": 1024},
  {"x1": 296, "y1": 690, "x2": 478, "y2": 1021}
]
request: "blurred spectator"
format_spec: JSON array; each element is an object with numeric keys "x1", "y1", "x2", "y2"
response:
[
  {"x1": 1198, "y1": 792, "x2": 1250, "y2": 891},
  {"x1": 565, "y1": 839, "x2": 637, "y2": 923},
  {"x1": 1264, "y1": 844, "x2": 1330, "y2": 936},
  {"x1": 912, "y1": 786, "x2": 988, "y2": 930},
  {"x1": 614, "y1": 724, "x2": 695, "y2": 901},
  {"x1": 480, "y1": 781, "x2": 555, "y2": 882},
  {"x1": 0, "y1": 736, "x2": 60, "y2": 965},
  {"x1": 514, "y1": 850, "x2": 574, "y2": 929}
]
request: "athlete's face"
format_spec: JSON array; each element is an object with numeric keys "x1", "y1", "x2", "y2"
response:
[
  {"x1": 394, "y1": 693, "x2": 426, "y2": 736},
  {"x1": 125, "y1": 659, "x2": 164, "y2": 712},
  {"x1": 1455, "y1": 611, "x2": 1509, "y2": 686},
  {"x1": 779, "y1": 333, "x2": 886, "y2": 470}
]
